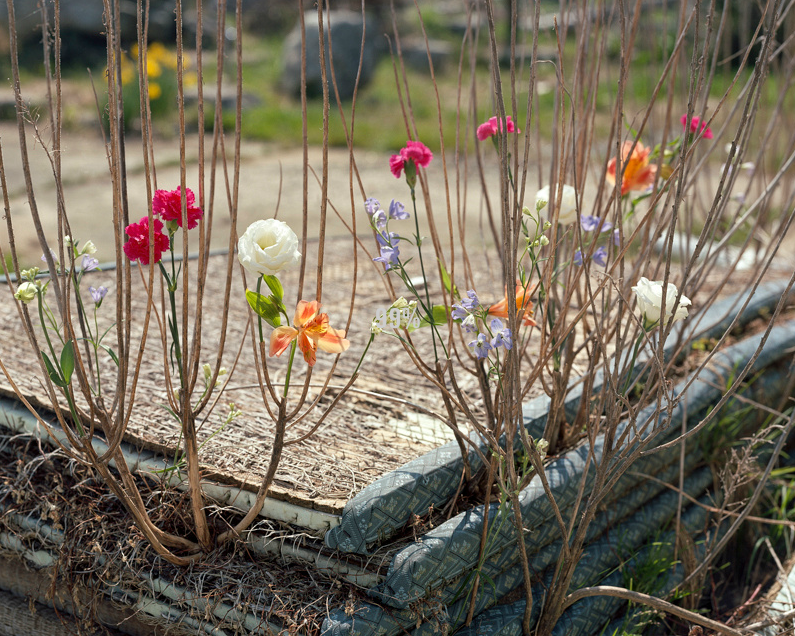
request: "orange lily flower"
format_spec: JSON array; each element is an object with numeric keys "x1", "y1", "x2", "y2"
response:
[
  {"x1": 269, "y1": 300, "x2": 350, "y2": 366},
  {"x1": 606, "y1": 140, "x2": 657, "y2": 195},
  {"x1": 488, "y1": 284, "x2": 536, "y2": 327}
]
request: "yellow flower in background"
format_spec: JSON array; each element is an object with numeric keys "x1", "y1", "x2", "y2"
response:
[
  {"x1": 148, "y1": 42, "x2": 179, "y2": 70},
  {"x1": 148, "y1": 82, "x2": 162, "y2": 100},
  {"x1": 146, "y1": 57, "x2": 163, "y2": 78}
]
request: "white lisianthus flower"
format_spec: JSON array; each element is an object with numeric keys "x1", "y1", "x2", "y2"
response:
[
  {"x1": 535, "y1": 184, "x2": 578, "y2": 225},
  {"x1": 632, "y1": 277, "x2": 691, "y2": 329},
  {"x1": 237, "y1": 219, "x2": 301, "y2": 277},
  {"x1": 14, "y1": 281, "x2": 38, "y2": 304}
]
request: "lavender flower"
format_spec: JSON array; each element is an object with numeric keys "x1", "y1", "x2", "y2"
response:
[
  {"x1": 373, "y1": 245, "x2": 400, "y2": 271},
  {"x1": 581, "y1": 215, "x2": 613, "y2": 233},
  {"x1": 41, "y1": 248, "x2": 59, "y2": 267},
  {"x1": 389, "y1": 199, "x2": 409, "y2": 220},
  {"x1": 574, "y1": 250, "x2": 584, "y2": 267},
  {"x1": 490, "y1": 318, "x2": 513, "y2": 350},
  {"x1": 371, "y1": 209, "x2": 388, "y2": 231},
  {"x1": 89, "y1": 285, "x2": 108, "y2": 305},
  {"x1": 592, "y1": 246, "x2": 608, "y2": 267},
  {"x1": 469, "y1": 332, "x2": 492, "y2": 359},
  {"x1": 613, "y1": 228, "x2": 621, "y2": 246},
  {"x1": 452, "y1": 289, "x2": 481, "y2": 321},
  {"x1": 81, "y1": 255, "x2": 99, "y2": 272},
  {"x1": 461, "y1": 289, "x2": 480, "y2": 311},
  {"x1": 365, "y1": 197, "x2": 380, "y2": 216},
  {"x1": 451, "y1": 303, "x2": 468, "y2": 321},
  {"x1": 376, "y1": 230, "x2": 399, "y2": 247}
]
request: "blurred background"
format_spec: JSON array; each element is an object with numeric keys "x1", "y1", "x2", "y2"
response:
[{"x1": 0, "y1": 0, "x2": 792, "y2": 263}]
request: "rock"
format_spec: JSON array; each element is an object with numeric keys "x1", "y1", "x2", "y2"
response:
[
  {"x1": 281, "y1": 10, "x2": 383, "y2": 100},
  {"x1": 0, "y1": 0, "x2": 206, "y2": 67},
  {"x1": 399, "y1": 39, "x2": 453, "y2": 73}
]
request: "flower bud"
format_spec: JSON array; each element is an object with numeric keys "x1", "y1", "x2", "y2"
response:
[
  {"x1": 20, "y1": 267, "x2": 39, "y2": 282},
  {"x1": 14, "y1": 281, "x2": 38, "y2": 304}
]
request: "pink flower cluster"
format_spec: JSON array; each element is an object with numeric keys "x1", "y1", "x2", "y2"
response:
[
  {"x1": 123, "y1": 187, "x2": 203, "y2": 265},
  {"x1": 681, "y1": 114, "x2": 713, "y2": 139},
  {"x1": 389, "y1": 140, "x2": 433, "y2": 179},
  {"x1": 476, "y1": 115, "x2": 520, "y2": 141}
]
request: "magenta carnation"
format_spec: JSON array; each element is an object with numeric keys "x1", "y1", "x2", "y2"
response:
[
  {"x1": 123, "y1": 216, "x2": 170, "y2": 264},
  {"x1": 153, "y1": 186, "x2": 203, "y2": 229},
  {"x1": 476, "y1": 115, "x2": 520, "y2": 141},
  {"x1": 389, "y1": 140, "x2": 433, "y2": 179},
  {"x1": 680, "y1": 114, "x2": 713, "y2": 140}
]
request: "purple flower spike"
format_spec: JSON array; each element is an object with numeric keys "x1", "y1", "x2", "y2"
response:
[
  {"x1": 389, "y1": 199, "x2": 409, "y2": 220},
  {"x1": 469, "y1": 332, "x2": 492, "y2": 359},
  {"x1": 461, "y1": 289, "x2": 480, "y2": 311},
  {"x1": 365, "y1": 197, "x2": 380, "y2": 216},
  {"x1": 593, "y1": 246, "x2": 608, "y2": 267},
  {"x1": 462, "y1": 314, "x2": 477, "y2": 333},
  {"x1": 81, "y1": 255, "x2": 99, "y2": 272},
  {"x1": 89, "y1": 285, "x2": 108, "y2": 304}
]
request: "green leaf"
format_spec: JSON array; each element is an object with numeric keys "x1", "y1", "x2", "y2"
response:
[
  {"x1": 415, "y1": 304, "x2": 448, "y2": 329},
  {"x1": 438, "y1": 260, "x2": 458, "y2": 297},
  {"x1": 100, "y1": 344, "x2": 120, "y2": 367},
  {"x1": 246, "y1": 290, "x2": 282, "y2": 327},
  {"x1": 60, "y1": 340, "x2": 75, "y2": 384},
  {"x1": 262, "y1": 275, "x2": 284, "y2": 301},
  {"x1": 41, "y1": 351, "x2": 66, "y2": 388}
]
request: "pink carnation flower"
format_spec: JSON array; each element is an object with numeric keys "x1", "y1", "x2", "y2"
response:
[
  {"x1": 476, "y1": 115, "x2": 520, "y2": 141},
  {"x1": 680, "y1": 114, "x2": 713, "y2": 139},
  {"x1": 123, "y1": 216, "x2": 170, "y2": 265},
  {"x1": 389, "y1": 140, "x2": 433, "y2": 178},
  {"x1": 153, "y1": 186, "x2": 203, "y2": 229}
]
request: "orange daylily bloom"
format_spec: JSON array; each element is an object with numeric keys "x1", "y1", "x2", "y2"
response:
[
  {"x1": 488, "y1": 284, "x2": 536, "y2": 327},
  {"x1": 606, "y1": 140, "x2": 657, "y2": 195},
  {"x1": 269, "y1": 300, "x2": 350, "y2": 367}
]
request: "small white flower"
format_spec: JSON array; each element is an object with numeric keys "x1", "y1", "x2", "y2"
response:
[
  {"x1": 81, "y1": 240, "x2": 98, "y2": 256},
  {"x1": 237, "y1": 219, "x2": 301, "y2": 277},
  {"x1": 461, "y1": 314, "x2": 477, "y2": 333},
  {"x1": 632, "y1": 277, "x2": 691, "y2": 328},
  {"x1": 539, "y1": 235, "x2": 550, "y2": 246},
  {"x1": 535, "y1": 184, "x2": 578, "y2": 225}
]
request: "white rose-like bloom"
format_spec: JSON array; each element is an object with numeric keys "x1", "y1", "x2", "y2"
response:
[
  {"x1": 535, "y1": 184, "x2": 578, "y2": 225},
  {"x1": 237, "y1": 219, "x2": 301, "y2": 277},
  {"x1": 632, "y1": 277, "x2": 692, "y2": 328}
]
